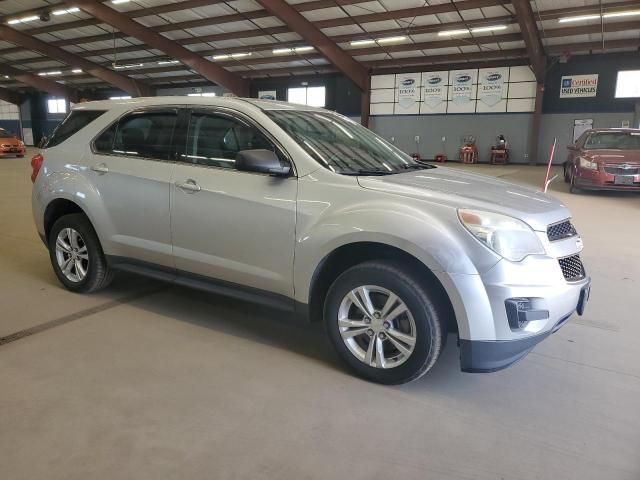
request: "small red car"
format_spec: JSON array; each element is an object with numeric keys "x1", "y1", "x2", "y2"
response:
[
  {"x1": 564, "y1": 128, "x2": 640, "y2": 193},
  {"x1": 0, "y1": 128, "x2": 26, "y2": 158}
]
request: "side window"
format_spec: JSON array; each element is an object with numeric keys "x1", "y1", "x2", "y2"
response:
[
  {"x1": 46, "y1": 110, "x2": 106, "y2": 148},
  {"x1": 95, "y1": 111, "x2": 177, "y2": 160},
  {"x1": 183, "y1": 112, "x2": 279, "y2": 169}
]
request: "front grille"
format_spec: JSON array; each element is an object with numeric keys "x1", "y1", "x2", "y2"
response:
[
  {"x1": 559, "y1": 254, "x2": 585, "y2": 282},
  {"x1": 547, "y1": 220, "x2": 577, "y2": 242},
  {"x1": 604, "y1": 165, "x2": 640, "y2": 176}
]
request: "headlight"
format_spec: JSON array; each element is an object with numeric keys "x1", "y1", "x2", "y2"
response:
[
  {"x1": 579, "y1": 157, "x2": 598, "y2": 170},
  {"x1": 458, "y1": 209, "x2": 545, "y2": 262}
]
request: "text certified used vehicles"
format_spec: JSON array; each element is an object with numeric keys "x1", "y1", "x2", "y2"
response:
[{"x1": 32, "y1": 97, "x2": 590, "y2": 384}]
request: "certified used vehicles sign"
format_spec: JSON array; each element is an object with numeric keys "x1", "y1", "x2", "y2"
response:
[{"x1": 560, "y1": 74, "x2": 599, "y2": 98}]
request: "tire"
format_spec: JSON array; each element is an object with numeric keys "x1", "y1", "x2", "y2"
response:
[
  {"x1": 569, "y1": 169, "x2": 579, "y2": 194},
  {"x1": 563, "y1": 163, "x2": 570, "y2": 183},
  {"x1": 324, "y1": 261, "x2": 444, "y2": 384},
  {"x1": 48, "y1": 213, "x2": 113, "y2": 293}
]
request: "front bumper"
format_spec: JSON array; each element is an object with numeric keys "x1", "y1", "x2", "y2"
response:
[{"x1": 460, "y1": 278, "x2": 590, "y2": 372}]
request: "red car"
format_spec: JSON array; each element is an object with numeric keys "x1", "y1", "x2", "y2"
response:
[
  {"x1": 0, "y1": 128, "x2": 26, "y2": 158},
  {"x1": 564, "y1": 128, "x2": 640, "y2": 193}
]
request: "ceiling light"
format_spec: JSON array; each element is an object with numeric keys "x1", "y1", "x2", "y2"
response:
[
  {"x1": 602, "y1": 10, "x2": 640, "y2": 18},
  {"x1": 350, "y1": 39, "x2": 376, "y2": 46},
  {"x1": 230, "y1": 52, "x2": 252, "y2": 58},
  {"x1": 111, "y1": 0, "x2": 131, "y2": 4},
  {"x1": 52, "y1": 7, "x2": 80, "y2": 15},
  {"x1": 294, "y1": 46, "x2": 314, "y2": 52},
  {"x1": 212, "y1": 54, "x2": 229, "y2": 60},
  {"x1": 273, "y1": 48, "x2": 293, "y2": 54},
  {"x1": 377, "y1": 36, "x2": 406, "y2": 44},
  {"x1": 114, "y1": 63, "x2": 143, "y2": 69},
  {"x1": 438, "y1": 29, "x2": 470, "y2": 36},
  {"x1": 7, "y1": 19, "x2": 20, "y2": 25},
  {"x1": 471, "y1": 25, "x2": 507, "y2": 33},
  {"x1": 72, "y1": 68, "x2": 82, "y2": 73},
  {"x1": 3, "y1": 75, "x2": 9, "y2": 79},
  {"x1": 157, "y1": 60, "x2": 179, "y2": 65},
  {"x1": 38, "y1": 71, "x2": 62, "y2": 76},
  {"x1": 558, "y1": 14, "x2": 601, "y2": 23}
]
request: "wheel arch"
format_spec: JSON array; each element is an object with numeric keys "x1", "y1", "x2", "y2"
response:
[
  {"x1": 307, "y1": 241, "x2": 458, "y2": 334},
  {"x1": 43, "y1": 198, "x2": 89, "y2": 242}
]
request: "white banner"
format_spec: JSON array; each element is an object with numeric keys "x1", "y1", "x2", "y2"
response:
[
  {"x1": 397, "y1": 74, "x2": 419, "y2": 108},
  {"x1": 423, "y1": 72, "x2": 447, "y2": 107},
  {"x1": 560, "y1": 74, "x2": 598, "y2": 98},
  {"x1": 479, "y1": 70, "x2": 505, "y2": 106},
  {"x1": 258, "y1": 90, "x2": 277, "y2": 100},
  {"x1": 452, "y1": 71, "x2": 473, "y2": 104}
]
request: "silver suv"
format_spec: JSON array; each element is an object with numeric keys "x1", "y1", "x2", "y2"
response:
[{"x1": 31, "y1": 97, "x2": 590, "y2": 384}]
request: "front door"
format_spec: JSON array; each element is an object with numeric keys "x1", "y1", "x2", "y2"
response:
[
  {"x1": 170, "y1": 109, "x2": 297, "y2": 297},
  {"x1": 89, "y1": 107, "x2": 179, "y2": 267}
]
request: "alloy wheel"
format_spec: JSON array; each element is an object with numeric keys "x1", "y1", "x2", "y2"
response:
[
  {"x1": 337, "y1": 285, "x2": 417, "y2": 369},
  {"x1": 55, "y1": 227, "x2": 89, "y2": 283}
]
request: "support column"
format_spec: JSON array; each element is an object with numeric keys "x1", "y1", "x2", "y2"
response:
[
  {"x1": 634, "y1": 100, "x2": 640, "y2": 129},
  {"x1": 361, "y1": 75, "x2": 371, "y2": 128},
  {"x1": 529, "y1": 83, "x2": 544, "y2": 165}
]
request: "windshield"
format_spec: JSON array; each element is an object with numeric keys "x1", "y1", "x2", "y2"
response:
[
  {"x1": 584, "y1": 132, "x2": 640, "y2": 150},
  {"x1": 265, "y1": 110, "x2": 432, "y2": 175},
  {"x1": 0, "y1": 128, "x2": 11, "y2": 138}
]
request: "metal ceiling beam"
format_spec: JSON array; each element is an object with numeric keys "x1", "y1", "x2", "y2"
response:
[
  {"x1": 511, "y1": 0, "x2": 546, "y2": 82},
  {"x1": 0, "y1": 25, "x2": 153, "y2": 97},
  {"x1": 65, "y1": 0, "x2": 249, "y2": 96},
  {"x1": 0, "y1": 64, "x2": 79, "y2": 101}
]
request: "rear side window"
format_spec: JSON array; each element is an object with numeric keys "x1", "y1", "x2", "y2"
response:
[
  {"x1": 94, "y1": 110, "x2": 177, "y2": 160},
  {"x1": 45, "y1": 110, "x2": 106, "y2": 148}
]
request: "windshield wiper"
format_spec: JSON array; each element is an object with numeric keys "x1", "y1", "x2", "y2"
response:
[
  {"x1": 341, "y1": 168, "x2": 395, "y2": 176},
  {"x1": 400, "y1": 163, "x2": 436, "y2": 170}
]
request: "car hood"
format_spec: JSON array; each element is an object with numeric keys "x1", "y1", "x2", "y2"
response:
[
  {"x1": 357, "y1": 167, "x2": 570, "y2": 231},
  {"x1": 582, "y1": 149, "x2": 640, "y2": 164}
]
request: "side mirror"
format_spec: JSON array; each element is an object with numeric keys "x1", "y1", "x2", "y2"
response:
[
  {"x1": 236, "y1": 149, "x2": 291, "y2": 177},
  {"x1": 567, "y1": 143, "x2": 578, "y2": 150}
]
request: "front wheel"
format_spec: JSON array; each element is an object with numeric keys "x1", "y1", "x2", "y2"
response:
[
  {"x1": 324, "y1": 261, "x2": 444, "y2": 384},
  {"x1": 48, "y1": 213, "x2": 113, "y2": 293}
]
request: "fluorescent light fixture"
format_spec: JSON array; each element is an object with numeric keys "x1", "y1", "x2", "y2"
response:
[
  {"x1": 111, "y1": 0, "x2": 131, "y2": 4},
  {"x1": 114, "y1": 63, "x2": 143, "y2": 69},
  {"x1": 3, "y1": 76, "x2": 9, "y2": 79},
  {"x1": 558, "y1": 14, "x2": 601, "y2": 23},
  {"x1": 7, "y1": 19, "x2": 20, "y2": 25},
  {"x1": 294, "y1": 46, "x2": 314, "y2": 52},
  {"x1": 109, "y1": 96, "x2": 132, "y2": 100},
  {"x1": 603, "y1": 10, "x2": 640, "y2": 18},
  {"x1": 212, "y1": 54, "x2": 229, "y2": 60},
  {"x1": 20, "y1": 15, "x2": 39, "y2": 22},
  {"x1": 438, "y1": 29, "x2": 470, "y2": 36},
  {"x1": 377, "y1": 35, "x2": 406, "y2": 44},
  {"x1": 38, "y1": 71, "x2": 62, "y2": 76},
  {"x1": 273, "y1": 48, "x2": 293, "y2": 54},
  {"x1": 53, "y1": 7, "x2": 80, "y2": 15},
  {"x1": 231, "y1": 52, "x2": 252, "y2": 58},
  {"x1": 157, "y1": 60, "x2": 179, "y2": 65},
  {"x1": 471, "y1": 25, "x2": 507, "y2": 33},
  {"x1": 350, "y1": 39, "x2": 376, "y2": 46},
  {"x1": 72, "y1": 68, "x2": 82, "y2": 73}
]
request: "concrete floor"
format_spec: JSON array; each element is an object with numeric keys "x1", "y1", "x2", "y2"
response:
[{"x1": 1, "y1": 150, "x2": 639, "y2": 480}]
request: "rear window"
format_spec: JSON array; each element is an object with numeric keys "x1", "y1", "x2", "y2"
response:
[{"x1": 44, "y1": 110, "x2": 106, "y2": 148}]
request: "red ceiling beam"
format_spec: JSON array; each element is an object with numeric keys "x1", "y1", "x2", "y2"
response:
[
  {"x1": 0, "y1": 86, "x2": 22, "y2": 105},
  {"x1": 511, "y1": 0, "x2": 547, "y2": 82},
  {"x1": 254, "y1": 0, "x2": 369, "y2": 91},
  {"x1": 0, "y1": 64, "x2": 79, "y2": 101},
  {"x1": 0, "y1": 25, "x2": 153, "y2": 97},
  {"x1": 66, "y1": 0, "x2": 249, "y2": 96}
]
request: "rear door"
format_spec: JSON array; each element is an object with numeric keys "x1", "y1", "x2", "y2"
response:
[
  {"x1": 170, "y1": 108, "x2": 297, "y2": 297},
  {"x1": 89, "y1": 107, "x2": 180, "y2": 267}
]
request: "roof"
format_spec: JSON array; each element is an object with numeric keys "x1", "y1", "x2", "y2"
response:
[{"x1": 0, "y1": 0, "x2": 638, "y2": 93}]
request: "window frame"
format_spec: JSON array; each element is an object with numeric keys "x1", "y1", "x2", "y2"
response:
[
  {"x1": 175, "y1": 107, "x2": 296, "y2": 177},
  {"x1": 90, "y1": 106, "x2": 183, "y2": 162}
]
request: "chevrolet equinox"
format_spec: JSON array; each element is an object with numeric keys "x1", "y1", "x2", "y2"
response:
[{"x1": 31, "y1": 97, "x2": 591, "y2": 384}]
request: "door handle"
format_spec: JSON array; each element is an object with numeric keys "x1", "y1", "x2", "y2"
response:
[
  {"x1": 91, "y1": 163, "x2": 109, "y2": 174},
  {"x1": 175, "y1": 179, "x2": 201, "y2": 193}
]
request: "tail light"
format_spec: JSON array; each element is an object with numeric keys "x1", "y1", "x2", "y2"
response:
[{"x1": 30, "y1": 153, "x2": 44, "y2": 183}]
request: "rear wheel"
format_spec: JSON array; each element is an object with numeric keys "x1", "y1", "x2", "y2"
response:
[
  {"x1": 48, "y1": 213, "x2": 113, "y2": 293},
  {"x1": 324, "y1": 261, "x2": 444, "y2": 384},
  {"x1": 563, "y1": 163, "x2": 571, "y2": 183}
]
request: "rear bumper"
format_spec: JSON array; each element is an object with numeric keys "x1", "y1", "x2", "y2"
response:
[
  {"x1": 0, "y1": 148, "x2": 25, "y2": 156},
  {"x1": 460, "y1": 279, "x2": 591, "y2": 372},
  {"x1": 574, "y1": 168, "x2": 640, "y2": 190}
]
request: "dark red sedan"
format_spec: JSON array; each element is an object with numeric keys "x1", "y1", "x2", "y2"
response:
[{"x1": 564, "y1": 128, "x2": 640, "y2": 193}]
